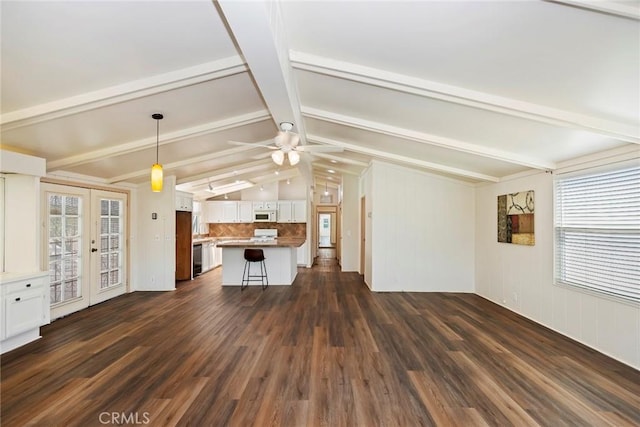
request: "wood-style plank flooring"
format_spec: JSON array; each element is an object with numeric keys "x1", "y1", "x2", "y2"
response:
[{"x1": 2, "y1": 255, "x2": 639, "y2": 426}]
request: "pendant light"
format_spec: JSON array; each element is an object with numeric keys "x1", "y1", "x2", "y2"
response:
[
  {"x1": 324, "y1": 181, "x2": 329, "y2": 196},
  {"x1": 151, "y1": 113, "x2": 164, "y2": 192}
]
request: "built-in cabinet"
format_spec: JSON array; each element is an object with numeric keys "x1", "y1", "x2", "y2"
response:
[
  {"x1": 204, "y1": 199, "x2": 306, "y2": 224},
  {"x1": 206, "y1": 201, "x2": 253, "y2": 223},
  {"x1": 277, "y1": 200, "x2": 306, "y2": 223},
  {"x1": 175, "y1": 191, "x2": 193, "y2": 212},
  {"x1": 252, "y1": 200, "x2": 277, "y2": 211},
  {"x1": 1, "y1": 272, "x2": 49, "y2": 353},
  {"x1": 199, "y1": 240, "x2": 222, "y2": 274},
  {"x1": 297, "y1": 241, "x2": 309, "y2": 266}
]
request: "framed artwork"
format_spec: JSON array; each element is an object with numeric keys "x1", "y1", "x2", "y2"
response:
[{"x1": 497, "y1": 190, "x2": 534, "y2": 245}]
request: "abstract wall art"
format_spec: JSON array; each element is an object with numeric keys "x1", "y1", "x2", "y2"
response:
[{"x1": 497, "y1": 190, "x2": 535, "y2": 245}]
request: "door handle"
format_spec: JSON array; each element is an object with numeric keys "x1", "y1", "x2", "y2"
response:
[{"x1": 91, "y1": 248, "x2": 98, "y2": 253}]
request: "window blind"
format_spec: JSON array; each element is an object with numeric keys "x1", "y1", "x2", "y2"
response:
[{"x1": 555, "y1": 165, "x2": 640, "y2": 303}]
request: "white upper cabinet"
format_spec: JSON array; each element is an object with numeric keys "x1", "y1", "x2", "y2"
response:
[
  {"x1": 278, "y1": 200, "x2": 306, "y2": 223},
  {"x1": 292, "y1": 200, "x2": 307, "y2": 223},
  {"x1": 238, "y1": 201, "x2": 253, "y2": 223},
  {"x1": 175, "y1": 191, "x2": 193, "y2": 212},
  {"x1": 205, "y1": 201, "x2": 224, "y2": 223},
  {"x1": 222, "y1": 202, "x2": 239, "y2": 223},
  {"x1": 277, "y1": 201, "x2": 293, "y2": 223},
  {"x1": 253, "y1": 200, "x2": 277, "y2": 211},
  {"x1": 207, "y1": 199, "x2": 305, "y2": 223}
]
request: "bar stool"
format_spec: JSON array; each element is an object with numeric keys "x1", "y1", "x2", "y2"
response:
[{"x1": 241, "y1": 248, "x2": 269, "y2": 291}]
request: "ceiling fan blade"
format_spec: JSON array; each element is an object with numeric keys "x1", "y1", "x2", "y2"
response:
[{"x1": 296, "y1": 145, "x2": 344, "y2": 152}]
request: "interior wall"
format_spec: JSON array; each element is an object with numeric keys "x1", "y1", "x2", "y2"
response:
[
  {"x1": 475, "y1": 162, "x2": 640, "y2": 370},
  {"x1": 277, "y1": 176, "x2": 306, "y2": 199},
  {"x1": 362, "y1": 166, "x2": 373, "y2": 287},
  {"x1": 133, "y1": 176, "x2": 176, "y2": 291},
  {"x1": 340, "y1": 174, "x2": 359, "y2": 272},
  {"x1": 369, "y1": 161, "x2": 475, "y2": 292}
]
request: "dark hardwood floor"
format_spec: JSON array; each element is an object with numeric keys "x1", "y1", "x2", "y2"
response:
[{"x1": 2, "y1": 259, "x2": 639, "y2": 426}]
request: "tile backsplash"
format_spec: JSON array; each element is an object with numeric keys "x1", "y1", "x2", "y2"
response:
[{"x1": 208, "y1": 222, "x2": 306, "y2": 238}]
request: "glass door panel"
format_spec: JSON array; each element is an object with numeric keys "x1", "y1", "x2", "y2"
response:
[
  {"x1": 91, "y1": 191, "x2": 127, "y2": 305},
  {"x1": 43, "y1": 184, "x2": 91, "y2": 319}
]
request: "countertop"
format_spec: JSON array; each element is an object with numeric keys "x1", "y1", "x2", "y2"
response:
[{"x1": 215, "y1": 237, "x2": 305, "y2": 248}]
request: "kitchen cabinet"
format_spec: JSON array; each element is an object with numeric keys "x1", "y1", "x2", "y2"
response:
[
  {"x1": 297, "y1": 240, "x2": 308, "y2": 266},
  {"x1": 252, "y1": 200, "x2": 277, "y2": 211},
  {"x1": 222, "y1": 202, "x2": 238, "y2": 223},
  {"x1": 202, "y1": 242, "x2": 212, "y2": 273},
  {"x1": 1, "y1": 271, "x2": 49, "y2": 353},
  {"x1": 175, "y1": 191, "x2": 193, "y2": 212},
  {"x1": 205, "y1": 201, "x2": 224, "y2": 223},
  {"x1": 238, "y1": 201, "x2": 253, "y2": 223},
  {"x1": 213, "y1": 245, "x2": 222, "y2": 268},
  {"x1": 277, "y1": 200, "x2": 307, "y2": 223},
  {"x1": 277, "y1": 201, "x2": 293, "y2": 223},
  {"x1": 206, "y1": 201, "x2": 253, "y2": 223}
]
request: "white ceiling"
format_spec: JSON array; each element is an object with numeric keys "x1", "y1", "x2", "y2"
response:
[{"x1": 1, "y1": 0, "x2": 638, "y2": 199}]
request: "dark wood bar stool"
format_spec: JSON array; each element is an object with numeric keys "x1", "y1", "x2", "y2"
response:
[{"x1": 241, "y1": 248, "x2": 269, "y2": 291}]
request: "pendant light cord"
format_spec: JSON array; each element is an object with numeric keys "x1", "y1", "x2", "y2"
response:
[{"x1": 156, "y1": 119, "x2": 159, "y2": 164}]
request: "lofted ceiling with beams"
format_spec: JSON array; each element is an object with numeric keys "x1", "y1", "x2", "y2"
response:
[{"x1": 1, "y1": 0, "x2": 638, "y2": 200}]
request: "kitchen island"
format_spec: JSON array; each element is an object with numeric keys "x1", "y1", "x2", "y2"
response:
[{"x1": 217, "y1": 238, "x2": 305, "y2": 286}]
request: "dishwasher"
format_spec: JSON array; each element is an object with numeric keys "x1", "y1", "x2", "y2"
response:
[{"x1": 193, "y1": 243, "x2": 202, "y2": 276}]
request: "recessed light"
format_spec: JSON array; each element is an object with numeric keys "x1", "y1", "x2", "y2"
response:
[
  {"x1": 327, "y1": 169, "x2": 335, "y2": 174},
  {"x1": 330, "y1": 160, "x2": 338, "y2": 163},
  {"x1": 275, "y1": 170, "x2": 280, "y2": 175},
  {"x1": 235, "y1": 179, "x2": 240, "y2": 184}
]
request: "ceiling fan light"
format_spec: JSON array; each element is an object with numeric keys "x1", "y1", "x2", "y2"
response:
[
  {"x1": 271, "y1": 150, "x2": 285, "y2": 165},
  {"x1": 288, "y1": 150, "x2": 300, "y2": 166}
]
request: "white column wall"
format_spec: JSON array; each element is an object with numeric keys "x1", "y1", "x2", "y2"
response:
[
  {"x1": 369, "y1": 161, "x2": 475, "y2": 292},
  {"x1": 340, "y1": 174, "x2": 359, "y2": 272},
  {"x1": 132, "y1": 176, "x2": 177, "y2": 291}
]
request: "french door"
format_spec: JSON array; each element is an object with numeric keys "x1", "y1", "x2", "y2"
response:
[{"x1": 42, "y1": 184, "x2": 128, "y2": 320}]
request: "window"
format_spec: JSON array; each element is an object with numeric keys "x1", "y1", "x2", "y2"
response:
[{"x1": 555, "y1": 165, "x2": 640, "y2": 303}]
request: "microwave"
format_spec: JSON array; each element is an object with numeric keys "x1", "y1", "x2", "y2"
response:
[{"x1": 253, "y1": 210, "x2": 277, "y2": 222}]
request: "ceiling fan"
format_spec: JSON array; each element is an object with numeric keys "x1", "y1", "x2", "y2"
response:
[{"x1": 229, "y1": 122, "x2": 342, "y2": 166}]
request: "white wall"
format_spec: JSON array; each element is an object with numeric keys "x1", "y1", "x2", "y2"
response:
[
  {"x1": 475, "y1": 156, "x2": 640, "y2": 369},
  {"x1": 277, "y1": 176, "x2": 306, "y2": 199},
  {"x1": 3, "y1": 175, "x2": 41, "y2": 272},
  {"x1": 1, "y1": 151, "x2": 46, "y2": 273},
  {"x1": 340, "y1": 174, "x2": 359, "y2": 272},
  {"x1": 133, "y1": 176, "x2": 176, "y2": 291},
  {"x1": 242, "y1": 181, "x2": 278, "y2": 201},
  {"x1": 368, "y1": 161, "x2": 475, "y2": 292}
]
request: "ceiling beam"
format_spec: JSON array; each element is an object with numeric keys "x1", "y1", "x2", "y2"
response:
[
  {"x1": 217, "y1": 0, "x2": 313, "y2": 184},
  {"x1": 310, "y1": 152, "x2": 369, "y2": 168},
  {"x1": 546, "y1": 0, "x2": 640, "y2": 20},
  {"x1": 0, "y1": 56, "x2": 247, "y2": 130},
  {"x1": 308, "y1": 134, "x2": 500, "y2": 182},
  {"x1": 107, "y1": 145, "x2": 261, "y2": 183},
  {"x1": 303, "y1": 107, "x2": 556, "y2": 171},
  {"x1": 47, "y1": 110, "x2": 270, "y2": 171},
  {"x1": 291, "y1": 52, "x2": 639, "y2": 144},
  {"x1": 177, "y1": 159, "x2": 274, "y2": 187},
  {"x1": 313, "y1": 164, "x2": 362, "y2": 176}
]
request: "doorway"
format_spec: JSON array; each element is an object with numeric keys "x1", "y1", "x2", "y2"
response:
[
  {"x1": 42, "y1": 183, "x2": 128, "y2": 320},
  {"x1": 318, "y1": 213, "x2": 335, "y2": 248}
]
